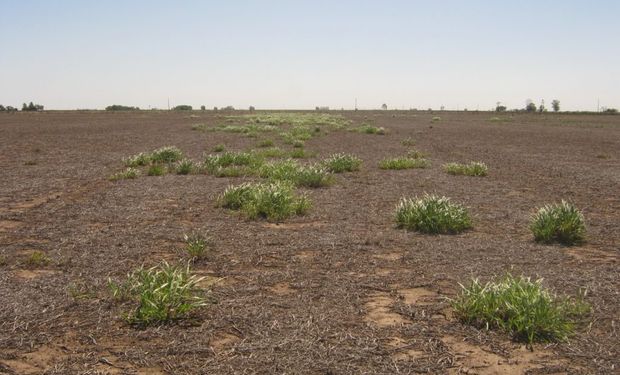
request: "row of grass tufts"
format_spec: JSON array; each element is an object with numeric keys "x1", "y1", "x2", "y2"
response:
[
  {"x1": 259, "y1": 160, "x2": 333, "y2": 188},
  {"x1": 380, "y1": 156, "x2": 430, "y2": 170}
]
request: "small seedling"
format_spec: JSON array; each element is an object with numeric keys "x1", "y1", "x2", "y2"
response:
[
  {"x1": 530, "y1": 201, "x2": 586, "y2": 245},
  {"x1": 395, "y1": 194, "x2": 472, "y2": 234},
  {"x1": 452, "y1": 274, "x2": 589, "y2": 344},
  {"x1": 184, "y1": 233, "x2": 210, "y2": 260}
]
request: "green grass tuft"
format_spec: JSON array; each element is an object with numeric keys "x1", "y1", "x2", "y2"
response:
[
  {"x1": 203, "y1": 151, "x2": 263, "y2": 177},
  {"x1": 321, "y1": 153, "x2": 362, "y2": 173},
  {"x1": 395, "y1": 194, "x2": 472, "y2": 234},
  {"x1": 147, "y1": 164, "x2": 166, "y2": 176},
  {"x1": 354, "y1": 124, "x2": 386, "y2": 134},
  {"x1": 257, "y1": 139, "x2": 275, "y2": 148},
  {"x1": 259, "y1": 160, "x2": 333, "y2": 188},
  {"x1": 218, "y1": 182, "x2": 310, "y2": 221},
  {"x1": 401, "y1": 137, "x2": 415, "y2": 146},
  {"x1": 443, "y1": 161, "x2": 488, "y2": 176},
  {"x1": 452, "y1": 274, "x2": 589, "y2": 344},
  {"x1": 110, "y1": 167, "x2": 139, "y2": 181},
  {"x1": 530, "y1": 201, "x2": 586, "y2": 245},
  {"x1": 184, "y1": 233, "x2": 210, "y2": 260},
  {"x1": 379, "y1": 157, "x2": 430, "y2": 170},
  {"x1": 150, "y1": 146, "x2": 183, "y2": 164},
  {"x1": 108, "y1": 262, "x2": 207, "y2": 326},
  {"x1": 175, "y1": 158, "x2": 195, "y2": 175},
  {"x1": 212, "y1": 144, "x2": 226, "y2": 152},
  {"x1": 25, "y1": 251, "x2": 50, "y2": 267},
  {"x1": 123, "y1": 152, "x2": 151, "y2": 167}
]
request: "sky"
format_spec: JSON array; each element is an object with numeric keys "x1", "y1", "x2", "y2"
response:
[{"x1": 1, "y1": 1, "x2": 618, "y2": 111}]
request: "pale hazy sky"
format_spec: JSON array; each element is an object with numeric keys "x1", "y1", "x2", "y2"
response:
[{"x1": 1, "y1": 1, "x2": 618, "y2": 111}]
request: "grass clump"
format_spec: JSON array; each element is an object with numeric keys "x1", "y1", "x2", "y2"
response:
[
  {"x1": 108, "y1": 262, "x2": 207, "y2": 326},
  {"x1": 147, "y1": 164, "x2": 166, "y2": 176},
  {"x1": 406, "y1": 149, "x2": 427, "y2": 159},
  {"x1": 395, "y1": 194, "x2": 472, "y2": 234},
  {"x1": 259, "y1": 160, "x2": 333, "y2": 188},
  {"x1": 431, "y1": 116, "x2": 441, "y2": 123},
  {"x1": 25, "y1": 251, "x2": 50, "y2": 267},
  {"x1": 452, "y1": 274, "x2": 589, "y2": 344},
  {"x1": 218, "y1": 182, "x2": 310, "y2": 221},
  {"x1": 123, "y1": 152, "x2": 151, "y2": 167},
  {"x1": 150, "y1": 146, "x2": 183, "y2": 164},
  {"x1": 530, "y1": 201, "x2": 586, "y2": 245},
  {"x1": 110, "y1": 167, "x2": 139, "y2": 181},
  {"x1": 257, "y1": 139, "x2": 274, "y2": 148},
  {"x1": 184, "y1": 233, "x2": 210, "y2": 260},
  {"x1": 321, "y1": 153, "x2": 362, "y2": 173},
  {"x1": 380, "y1": 157, "x2": 430, "y2": 170},
  {"x1": 212, "y1": 144, "x2": 226, "y2": 152},
  {"x1": 254, "y1": 147, "x2": 287, "y2": 159},
  {"x1": 401, "y1": 137, "x2": 415, "y2": 146},
  {"x1": 289, "y1": 148, "x2": 310, "y2": 159},
  {"x1": 203, "y1": 151, "x2": 263, "y2": 177},
  {"x1": 175, "y1": 158, "x2": 195, "y2": 175},
  {"x1": 354, "y1": 124, "x2": 386, "y2": 135},
  {"x1": 443, "y1": 161, "x2": 488, "y2": 177}
]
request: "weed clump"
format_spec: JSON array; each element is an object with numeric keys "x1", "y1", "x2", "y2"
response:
[
  {"x1": 380, "y1": 157, "x2": 430, "y2": 170},
  {"x1": 147, "y1": 164, "x2": 166, "y2": 176},
  {"x1": 259, "y1": 160, "x2": 333, "y2": 188},
  {"x1": 322, "y1": 153, "x2": 362, "y2": 173},
  {"x1": 395, "y1": 194, "x2": 472, "y2": 234},
  {"x1": 203, "y1": 151, "x2": 263, "y2": 177},
  {"x1": 452, "y1": 274, "x2": 589, "y2": 344},
  {"x1": 401, "y1": 137, "x2": 415, "y2": 146},
  {"x1": 257, "y1": 139, "x2": 274, "y2": 148},
  {"x1": 354, "y1": 124, "x2": 386, "y2": 134},
  {"x1": 530, "y1": 201, "x2": 586, "y2": 245},
  {"x1": 150, "y1": 146, "x2": 183, "y2": 164},
  {"x1": 212, "y1": 144, "x2": 226, "y2": 152},
  {"x1": 175, "y1": 158, "x2": 195, "y2": 175},
  {"x1": 123, "y1": 152, "x2": 151, "y2": 167},
  {"x1": 443, "y1": 162, "x2": 488, "y2": 176},
  {"x1": 108, "y1": 262, "x2": 207, "y2": 326},
  {"x1": 184, "y1": 233, "x2": 210, "y2": 260},
  {"x1": 110, "y1": 167, "x2": 139, "y2": 181},
  {"x1": 218, "y1": 182, "x2": 310, "y2": 221},
  {"x1": 25, "y1": 251, "x2": 50, "y2": 267}
]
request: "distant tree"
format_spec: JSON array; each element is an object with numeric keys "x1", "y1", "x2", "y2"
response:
[
  {"x1": 22, "y1": 103, "x2": 28, "y2": 111},
  {"x1": 538, "y1": 99, "x2": 546, "y2": 113},
  {"x1": 6, "y1": 106, "x2": 17, "y2": 112},
  {"x1": 105, "y1": 104, "x2": 139, "y2": 111},
  {"x1": 315, "y1": 106, "x2": 320, "y2": 111},
  {"x1": 603, "y1": 107, "x2": 618, "y2": 114},
  {"x1": 249, "y1": 106, "x2": 255, "y2": 112},
  {"x1": 213, "y1": 106, "x2": 218, "y2": 111},
  {"x1": 222, "y1": 106, "x2": 235, "y2": 111},
  {"x1": 381, "y1": 103, "x2": 388, "y2": 110},
  {"x1": 495, "y1": 102, "x2": 507, "y2": 112},
  {"x1": 0, "y1": 105, "x2": 5, "y2": 112},
  {"x1": 551, "y1": 100, "x2": 560, "y2": 112},
  {"x1": 440, "y1": 105, "x2": 445, "y2": 111},
  {"x1": 200, "y1": 105, "x2": 206, "y2": 111},
  {"x1": 525, "y1": 99, "x2": 537, "y2": 112},
  {"x1": 172, "y1": 105, "x2": 193, "y2": 111}
]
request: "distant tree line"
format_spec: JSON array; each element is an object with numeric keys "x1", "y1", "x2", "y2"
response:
[
  {"x1": 105, "y1": 104, "x2": 140, "y2": 111},
  {"x1": 0, "y1": 102, "x2": 42, "y2": 112}
]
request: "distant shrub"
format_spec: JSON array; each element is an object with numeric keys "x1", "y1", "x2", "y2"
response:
[
  {"x1": 106, "y1": 104, "x2": 139, "y2": 111},
  {"x1": 530, "y1": 201, "x2": 586, "y2": 245},
  {"x1": 443, "y1": 162, "x2": 488, "y2": 177},
  {"x1": 110, "y1": 167, "x2": 139, "y2": 181},
  {"x1": 452, "y1": 274, "x2": 589, "y2": 344},
  {"x1": 395, "y1": 194, "x2": 472, "y2": 234},
  {"x1": 213, "y1": 144, "x2": 225, "y2": 152},
  {"x1": 108, "y1": 262, "x2": 207, "y2": 326},
  {"x1": 431, "y1": 116, "x2": 441, "y2": 122},
  {"x1": 218, "y1": 182, "x2": 310, "y2": 221},
  {"x1": 380, "y1": 157, "x2": 430, "y2": 170},
  {"x1": 150, "y1": 146, "x2": 183, "y2": 164},
  {"x1": 173, "y1": 105, "x2": 193, "y2": 111},
  {"x1": 322, "y1": 153, "x2": 362, "y2": 173},
  {"x1": 21, "y1": 102, "x2": 44, "y2": 111}
]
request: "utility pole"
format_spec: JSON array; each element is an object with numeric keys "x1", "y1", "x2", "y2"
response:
[
  {"x1": 355, "y1": 98, "x2": 358, "y2": 111},
  {"x1": 597, "y1": 98, "x2": 600, "y2": 112},
  {"x1": 167, "y1": 98, "x2": 170, "y2": 111}
]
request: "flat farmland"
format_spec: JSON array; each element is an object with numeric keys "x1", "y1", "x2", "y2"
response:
[{"x1": 0, "y1": 111, "x2": 618, "y2": 374}]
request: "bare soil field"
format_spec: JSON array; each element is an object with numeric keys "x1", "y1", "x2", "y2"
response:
[{"x1": 0, "y1": 110, "x2": 618, "y2": 374}]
